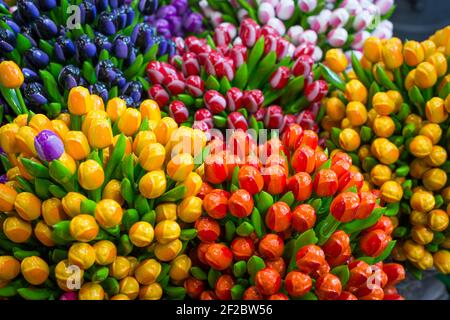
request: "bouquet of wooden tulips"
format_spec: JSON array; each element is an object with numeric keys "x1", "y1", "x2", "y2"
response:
[
  {"x1": 193, "y1": 0, "x2": 395, "y2": 61},
  {"x1": 0, "y1": 86, "x2": 209, "y2": 300},
  {"x1": 0, "y1": 0, "x2": 177, "y2": 121},
  {"x1": 180, "y1": 127, "x2": 405, "y2": 300},
  {"x1": 147, "y1": 18, "x2": 328, "y2": 135},
  {"x1": 319, "y1": 28, "x2": 450, "y2": 277}
]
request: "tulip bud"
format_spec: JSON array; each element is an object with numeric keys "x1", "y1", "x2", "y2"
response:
[
  {"x1": 409, "y1": 135, "x2": 433, "y2": 158},
  {"x1": 155, "y1": 117, "x2": 178, "y2": 146},
  {"x1": 68, "y1": 242, "x2": 96, "y2": 270},
  {"x1": 17, "y1": 126, "x2": 38, "y2": 156},
  {"x1": 325, "y1": 49, "x2": 348, "y2": 73},
  {"x1": 64, "y1": 131, "x2": 90, "y2": 161},
  {"x1": 363, "y1": 37, "x2": 383, "y2": 63},
  {"x1": 315, "y1": 273, "x2": 342, "y2": 300},
  {"x1": 139, "y1": 170, "x2": 167, "y2": 199},
  {"x1": 415, "y1": 62, "x2": 438, "y2": 89},
  {"x1": 138, "y1": 143, "x2": 165, "y2": 172},
  {"x1": 68, "y1": 86, "x2": 93, "y2": 115},
  {"x1": 129, "y1": 221, "x2": 154, "y2": 248},
  {"x1": 70, "y1": 214, "x2": 99, "y2": 242},
  {"x1": 0, "y1": 183, "x2": 17, "y2": 212},
  {"x1": 338, "y1": 130, "x2": 361, "y2": 154},
  {"x1": 403, "y1": 240, "x2": 426, "y2": 263},
  {"x1": 0, "y1": 256, "x2": 21, "y2": 281},
  {"x1": 266, "y1": 202, "x2": 292, "y2": 232},
  {"x1": 0, "y1": 123, "x2": 19, "y2": 154},
  {"x1": 433, "y1": 251, "x2": 450, "y2": 274},
  {"x1": 428, "y1": 209, "x2": 449, "y2": 232},
  {"x1": 370, "y1": 138, "x2": 399, "y2": 165},
  {"x1": 425, "y1": 97, "x2": 448, "y2": 124},
  {"x1": 78, "y1": 159, "x2": 104, "y2": 191},
  {"x1": 14, "y1": 192, "x2": 41, "y2": 221},
  {"x1": 255, "y1": 267, "x2": 282, "y2": 296},
  {"x1": 228, "y1": 189, "x2": 253, "y2": 218},
  {"x1": 0, "y1": 61, "x2": 24, "y2": 89},
  {"x1": 154, "y1": 220, "x2": 181, "y2": 245},
  {"x1": 382, "y1": 40, "x2": 403, "y2": 70},
  {"x1": 427, "y1": 52, "x2": 448, "y2": 77},
  {"x1": 229, "y1": 237, "x2": 254, "y2": 261},
  {"x1": 360, "y1": 230, "x2": 390, "y2": 257},
  {"x1": 205, "y1": 243, "x2": 233, "y2": 271},
  {"x1": 404, "y1": 41, "x2": 425, "y2": 67},
  {"x1": 93, "y1": 240, "x2": 117, "y2": 266},
  {"x1": 21, "y1": 256, "x2": 49, "y2": 285}
]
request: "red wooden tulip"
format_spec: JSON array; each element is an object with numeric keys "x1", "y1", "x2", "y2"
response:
[
  {"x1": 285, "y1": 271, "x2": 312, "y2": 298},
  {"x1": 269, "y1": 66, "x2": 290, "y2": 89},
  {"x1": 186, "y1": 75, "x2": 205, "y2": 97},
  {"x1": 238, "y1": 165, "x2": 264, "y2": 195},
  {"x1": 292, "y1": 204, "x2": 316, "y2": 233},
  {"x1": 231, "y1": 237, "x2": 255, "y2": 261},
  {"x1": 282, "y1": 124, "x2": 304, "y2": 150},
  {"x1": 181, "y1": 52, "x2": 200, "y2": 76},
  {"x1": 287, "y1": 172, "x2": 313, "y2": 201},
  {"x1": 195, "y1": 217, "x2": 221, "y2": 243},
  {"x1": 359, "y1": 230, "x2": 391, "y2": 257},
  {"x1": 264, "y1": 105, "x2": 285, "y2": 129},
  {"x1": 262, "y1": 165, "x2": 287, "y2": 195},
  {"x1": 229, "y1": 45, "x2": 247, "y2": 68},
  {"x1": 205, "y1": 153, "x2": 228, "y2": 184},
  {"x1": 315, "y1": 273, "x2": 342, "y2": 300},
  {"x1": 214, "y1": 274, "x2": 235, "y2": 300},
  {"x1": 292, "y1": 145, "x2": 316, "y2": 173},
  {"x1": 242, "y1": 286, "x2": 263, "y2": 300},
  {"x1": 268, "y1": 293, "x2": 289, "y2": 300},
  {"x1": 339, "y1": 291, "x2": 358, "y2": 300},
  {"x1": 194, "y1": 108, "x2": 213, "y2": 129},
  {"x1": 315, "y1": 150, "x2": 328, "y2": 170},
  {"x1": 266, "y1": 257, "x2": 286, "y2": 278},
  {"x1": 265, "y1": 202, "x2": 292, "y2": 232},
  {"x1": 356, "y1": 284, "x2": 384, "y2": 300},
  {"x1": 364, "y1": 216, "x2": 394, "y2": 235},
  {"x1": 255, "y1": 267, "x2": 281, "y2": 296},
  {"x1": 168, "y1": 100, "x2": 189, "y2": 124},
  {"x1": 338, "y1": 171, "x2": 364, "y2": 193},
  {"x1": 313, "y1": 169, "x2": 339, "y2": 197},
  {"x1": 347, "y1": 260, "x2": 372, "y2": 290},
  {"x1": 239, "y1": 18, "x2": 261, "y2": 47},
  {"x1": 323, "y1": 230, "x2": 350, "y2": 258},
  {"x1": 225, "y1": 87, "x2": 244, "y2": 112},
  {"x1": 297, "y1": 130, "x2": 319, "y2": 150},
  {"x1": 205, "y1": 243, "x2": 233, "y2": 271},
  {"x1": 204, "y1": 90, "x2": 227, "y2": 114},
  {"x1": 355, "y1": 191, "x2": 377, "y2": 220},
  {"x1": 243, "y1": 89, "x2": 264, "y2": 113},
  {"x1": 228, "y1": 189, "x2": 254, "y2": 218},
  {"x1": 331, "y1": 152, "x2": 352, "y2": 178},
  {"x1": 203, "y1": 189, "x2": 229, "y2": 219},
  {"x1": 148, "y1": 84, "x2": 169, "y2": 106},
  {"x1": 258, "y1": 234, "x2": 284, "y2": 260},
  {"x1": 292, "y1": 54, "x2": 314, "y2": 77},
  {"x1": 383, "y1": 263, "x2": 406, "y2": 286},
  {"x1": 184, "y1": 277, "x2": 205, "y2": 299},
  {"x1": 330, "y1": 192, "x2": 360, "y2": 223},
  {"x1": 295, "y1": 244, "x2": 326, "y2": 275},
  {"x1": 227, "y1": 112, "x2": 248, "y2": 131}
]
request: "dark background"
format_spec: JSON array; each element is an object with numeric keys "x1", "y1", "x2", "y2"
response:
[{"x1": 392, "y1": 0, "x2": 450, "y2": 40}]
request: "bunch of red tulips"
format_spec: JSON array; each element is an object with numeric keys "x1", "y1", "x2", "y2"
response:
[{"x1": 181, "y1": 126, "x2": 405, "y2": 300}]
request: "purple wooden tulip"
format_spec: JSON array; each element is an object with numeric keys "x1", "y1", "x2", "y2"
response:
[
  {"x1": 34, "y1": 130, "x2": 64, "y2": 162},
  {"x1": 0, "y1": 174, "x2": 8, "y2": 184}
]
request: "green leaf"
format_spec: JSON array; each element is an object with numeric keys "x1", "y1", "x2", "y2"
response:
[{"x1": 331, "y1": 265, "x2": 350, "y2": 287}]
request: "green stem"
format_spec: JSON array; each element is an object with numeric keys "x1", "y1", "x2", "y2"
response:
[{"x1": 15, "y1": 88, "x2": 29, "y2": 114}]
